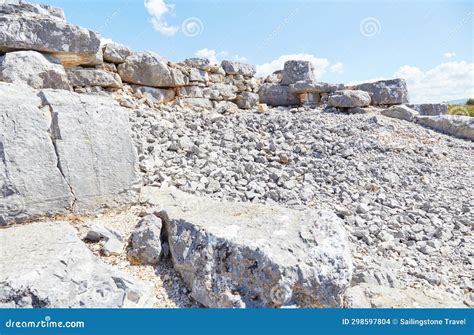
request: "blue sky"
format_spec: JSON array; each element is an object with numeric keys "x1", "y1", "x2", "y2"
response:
[{"x1": 42, "y1": 0, "x2": 473, "y2": 103}]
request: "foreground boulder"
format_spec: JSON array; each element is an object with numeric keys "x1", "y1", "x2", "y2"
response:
[
  {"x1": 0, "y1": 221, "x2": 155, "y2": 307},
  {"x1": 117, "y1": 52, "x2": 186, "y2": 88},
  {"x1": 281, "y1": 60, "x2": 315, "y2": 85},
  {"x1": 0, "y1": 50, "x2": 70, "y2": 89},
  {"x1": 0, "y1": 82, "x2": 139, "y2": 224},
  {"x1": 327, "y1": 90, "x2": 371, "y2": 108},
  {"x1": 258, "y1": 84, "x2": 299, "y2": 106},
  {"x1": 143, "y1": 186, "x2": 353, "y2": 308},
  {"x1": 0, "y1": 1, "x2": 101, "y2": 67},
  {"x1": 127, "y1": 214, "x2": 163, "y2": 265},
  {"x1": 416, "y1": 115, "x2": 474, "y2": 141},
  {"x1": 353, "y1": 79, "x2": 408, "y2": 105},
  {"x1": 345, "y1": 284, "x2": 466, "y2": 308}
]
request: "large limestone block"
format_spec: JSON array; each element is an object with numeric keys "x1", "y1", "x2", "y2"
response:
[
  {"x1": 281, "y1": 60, "x2": 315, "y2": 85},
  {"x1": 0, "y1": 83, "x2": 72, "y2": 224},
  {"x1": 327, "y1": 90, "x2": 371, "y2": 108},
  {"x1": 66, "y1": 67, "x2": 122, "y2": 88},
  {"x1": 37, "y1": 89, "x2": 140, "y2": 213},
  {"x1": 381, "y1": 105, "x2": 419, "y2": 122},
  {"x1": 0, "y1": 1, "x2": 101, "y2": 67},
  {"x1": 117, "y1": 52, "x2": 186, "y2": 88},
  {"x1": 416, "y1": 115, "x2": 474, "y2": 141},
  {"x1": 353, "y1": 79, "x2": 408, "y2": 105},
  {"x1": 143, "y1": 186, "x2": 353, "y2": 308},
  {"x1": 0, "y1": 221, "x2": 155, "y2": 307},
  {"x1": 406, "y1": 103, "x2": 448, "y2": 116},
  {"x1": 0, "y1": 50, "x2": 70, "y2": 89},
  {"x1": 102, "y1": 42, "x2": 130, "y2": 64},
  {"x1": 258, "y1": 84, "x2": 299, "y2": 107},
  {"x1": 221, "y1": 60, "x2": 256, "y2": 77}
]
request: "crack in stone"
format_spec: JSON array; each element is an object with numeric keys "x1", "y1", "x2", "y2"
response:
[{"x1": 38, "y1": 93, "x2": 78, "y2": 211}]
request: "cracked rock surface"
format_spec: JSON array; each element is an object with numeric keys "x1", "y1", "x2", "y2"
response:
[{"x1": 0, "y1": 82, "x2": 140, "y2": 224}]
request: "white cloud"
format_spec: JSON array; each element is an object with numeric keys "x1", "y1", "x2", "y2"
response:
[
  {"x1": 233, "y1": 55, "x2": 248, "y2": 62},
  {"x1": 394, "y1": 61, "x2": 474, "y2": 103},
  {"x1": 100, "y1": 37, "x2": 114, "y2": 46},
  {"x1": 255, "y1": 54, "x2": 330, "y2": 78},
  {"x1": 195, "y1": 49, "x2": 248, "y2": 65},
  {"x1": 329, "y1": 62, "x2": 344, "y2": 74},
  {"x1": 144, "y1": 0, "x2": 179, "y2": 36},
  {"x1": 443, "y1": 52, "x2": 456, "y2": 59}
]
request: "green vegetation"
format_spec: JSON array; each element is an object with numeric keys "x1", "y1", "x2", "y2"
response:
[
  {"x1": 448, "y1": 104, "x2": 474, "y2": 117},
  {"x1": 466, "y1": 98, "x2": 474, "y2": 106}
]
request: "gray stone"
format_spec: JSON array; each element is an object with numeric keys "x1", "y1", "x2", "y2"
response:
[
  {"x1": 0, "y1": 50, "x2": 70, "y2": 89},
  {"x1": 0, "y1": 83, "x2": 72, "y2": 224},
  {"x1": 127, "y1": 214, "x2": 163, "y2": 265},
  {"x1": 209, "y1": 83, "x2": 238, "y2": 100},
  {"x1": 353, "y1": 79, "x2": 408, "y2": 105},
  {"x1": 117, "y1": 52, "x2": 186, "y2": 88},
  {"x1": 235, "y1": 92, "x2": 259, "y2": 109},
  {"x1": 102, "y1": 238, "x2": 123, "y2": 256},
  {"x1": 189, "y1": 68, "x2": 209, "y2": 83},
  {"x1": 66, "y1": 68, "x2": 122, "y2": 89},
  {"x1": 85, "y1": 223, "x2": 123, "y2": 242},
  {"x1": 36, "y1": 89, "x2": 140, "y2": 214},
  {"x1": 221, "y1": 60, "x2": 256, "y2": 77},
  {"x1": 0, "y1": 2, "x2": 101, "y2": 67},
  {"x1": 381, "y1": 105, "x2": 419, "y2": 122},
  {"x1": 0, "y1": 221, "x2": 155, "y2": 307},
  {"x1": 143, "y1": 186, "x2": 352, "y2": 308},
  {"x1": 345, "y1": 284, "x2": 465, "y2": 308},
  {"x1": 281, "y1": 60, "x2": 315, "y2": 85},
  {"x1": 406, "y1": 103, "x2": 448, "y2": 116},
  {"x1": 415, "y1": 115, "x2": 474, "y2": 141},
  {"x1": 102, "y1": 42, "x2": 130, "y2": 64},
  {"x1": 327, "y1": 90, "x2": 371, "y2": 108},
  {"x1": 289, "y1": 80, "x2": 342, "y2": 94},
  {"x1": 258, "y1": 84, "x2": 299, "y2": 106},
  {"x1": 132, "y1": 85, "x2": 175, "y2": 104}
]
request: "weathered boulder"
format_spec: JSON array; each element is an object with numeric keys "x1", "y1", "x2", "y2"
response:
[
  {"x1": 66, "y1": 68, "x2": 122, "y2": 88},
  {"x1": 85, "y1": 223, "x2": 123, "y2": 242},
  {"x1": 127, "y1": 214, "x2": 163, "y2": 265},
  {"x1": 327, "y1": 90, "x2": 371, "y2": 108},
  {"x1": 353, "y1": 79, "x2": 408, "y2": 105},
  {"x1": 289, "y1": 80, "x2": 342, "y2": 94},
  {"x1": 281, "y1": 60, "x2": 315, "y2": 85},
  {"x1": 102, "y1": 42, "x2": 130, "y2": 64},
  {"x1": 381, "y1": 105, "x2": 419, "y2": 122},
  {"x1": 406, "y1": 103, "x2": 448, "y2": 116},
  {"x1": 209, "y1": 83, "x2": 238, "y2": 100},
  {"x1": 345, "y1": 284, "x2": 466, "y2": 308},
  {"x1": 117, "y1": 52, "x2": 186, "y2": 88},
  {"x1": 182, "y1": 58, "x2": 224, "y2": 74},
  {"x1": 0, "y1": 1, "x2": 101, "y2": 67},
  {"x1": 189, "y1": 67, "x2": 209, "y2": 83},
  {"x1": 132, "y1": 85, "x2": 175, "y2": 104},
  {"x1": 0, "y1": 83, "x2": 72, "y2": 224},
  {"x1": 0, "y1": 221, "x2": 155, "y2": 307},
  {"x1": 143, "y1": 186, "x2": 353, "y2": 308},
  {"x1": 221, "y1": 60, "x2": 256, "y2": 77},
  {"x1": 415, "y1": 115, "x2": 474, "y2": 141},
  {"x1": 235, "y1": 91, "x2": 259, "y2": 109},
  {"x1": 0, "y1": 82, "x2": 140, "y2": 224},
  {"x1": 0, "y1": 50, "x2": 70, "y2": 90},
  {"x1": 37, "y1": 89, "x2": 140, "y2": 213},
  {"x1": 258, "y1": 84, "x2": 299, "y2": 106}
]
